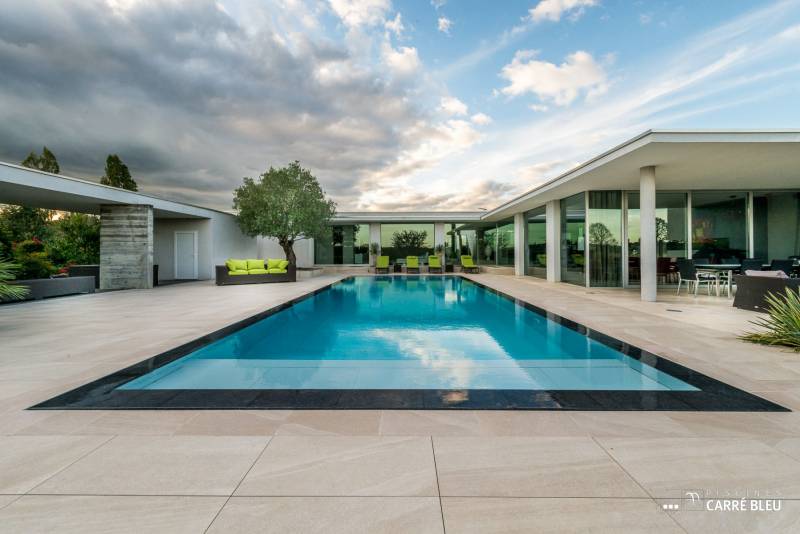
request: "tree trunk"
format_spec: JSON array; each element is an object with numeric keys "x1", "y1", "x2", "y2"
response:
[{"x1": 280, "y1": 239, "x2": 296, "y2": 266}]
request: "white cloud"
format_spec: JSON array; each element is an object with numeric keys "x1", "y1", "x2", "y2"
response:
[
  {"x1": 328, "y1": 0, "x2": 391, "y2": 28},
  {"x1": 437, "y1": 16, "x2": 452, "y2": 35},
  {"x1": 500, "y1": 50, "x2": 607, "y2": 106},
  {"x1": 381, "y1": 43, "x2": 421, "y2": 76},
  {"x1": 529, "y1": 104, "x2": 549, "y2": 112},
  {"x1": 470, "y1": 112, "x2": 492, "y2": 125},
  {"x1": 439, "y1": 96, "x2": 468, "y2": 116},
  {"x1": 529, "y1": 0, "x2": 597, "y2": 23},
  {"x1": 431, "y1": 0, "x2": 446, "y2": 9},
  {"x1": 385, "y1": 12, "x2": 404, "y2": 36}
]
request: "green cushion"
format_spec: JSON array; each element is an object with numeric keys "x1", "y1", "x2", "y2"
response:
[
  {"x1": 267, "y1": 268, "x2": 287, "y2": 274},
  {"x1": 406, "y1": 256, "x2": 419, "y2": 268},
  {"x1": 267, "y1": 258, "x2": 282, "y2": 269},
  {"x1": 227, "y1": 259, "x2": 248, "y2": 271},
  {"x1": 376, "y1": 256, "x2": 389, "y2": 268},
  {"x1": 247, "y1": 259, "x2": 265, "y2": 270},
  {"x1": 228, "y1": 269, "x2": 249, "y2": 275},
  {"x1": 461, "y1": 255, "x2": 475, "y2": 267},
  {"x1": 248, "y1": 268, "x2": 269, "y2": 274},
  {"x1": 428, "y1": 256, "x2": 441, "y2": 267},
  {"x1": 278, "y1": 260, "x2": 289, "y2": 270}
]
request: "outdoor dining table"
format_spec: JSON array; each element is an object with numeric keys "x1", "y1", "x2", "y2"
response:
[{"x1": 694, "y1": 264, "x2": 740, "y2": 297}]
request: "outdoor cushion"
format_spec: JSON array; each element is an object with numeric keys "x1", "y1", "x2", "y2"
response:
[
  {"x1": 247, "y1": 268, "x2": 269, "y2": 274},
  {"x1": 376, "y1": 256, "x2": 389, "y2": 268},
  {"x1": 429, "y1": 256, "x2": 441, "y2": 267},
  {"x1": 406, "y1": 256, "x2": 419, "y2": 268},
  {"x1": 461, "y1": 255, "x2": 476, "y2": 267},
  {"x1": 228, "y1": 269, "x2": 249, "y2": 275},
  {"x1": 746, "y1": 269, "x2": 789, "y2": 279},
  {"x1": 227, "y1": 259, "x2": 248, "y2": 271},
  {"x1": 267, "y1": 258, "x2": 282, "y2": 269},
  {"x1": 247, "y1": 259, "x2": 265, "y2": 270},
  {"x1": 278, "y1": 260, "x2": 289, "y2": 270},
  {"x1": 268, "y1": 268, "x2": 288, "y2": 274}
]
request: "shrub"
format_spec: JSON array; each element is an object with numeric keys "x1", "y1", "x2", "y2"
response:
[
  {"x1": 740, "y1": 289, "x2": 800, "y2": 351},
  {"x1": 0, "y1": 258, "x2": 28, "y2": 300},
  {"x1": 12, "y1": 240, "x2": 55, "y2": 280},
  {"x1": 46, "y1": 213, "x2": 100, "y2": 266}
]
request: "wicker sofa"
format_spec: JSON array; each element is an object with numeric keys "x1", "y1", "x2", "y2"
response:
[
  {"x1": 215, "y1": 258, "x2": 297, "y2": 285},
  {"x1": 733, "y1": 274, "x2": 800, "y2": 312}
]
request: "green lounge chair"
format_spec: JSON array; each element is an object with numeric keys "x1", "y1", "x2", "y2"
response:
[
  {"x1": 460, "y1": 255, "x2": 479, "y2": 273},
  {"x1": 375, "y1": 255, "x2": 390, "y2": 274},
  {"x1": 406, "y1": 256, "x2": 420, "y2": 273},
  {"x1": 428, "y1": 255, "x2": 442, "y2": 273}
]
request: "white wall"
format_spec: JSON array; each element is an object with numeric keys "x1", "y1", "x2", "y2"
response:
[
  {"x1": 256, "y1": 236, "x2": 314, "y2": 267},
  {"x1": 153, "y1": 218, "x2": 212, "y2": 281},
  {"x1": 209, "y1": 213, "x2": 258, "y2": 273}
]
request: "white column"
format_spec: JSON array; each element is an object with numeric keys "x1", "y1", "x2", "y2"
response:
[
  {"x1": 513, "y1": 212, "x2": 526, "y2": 276},
  {"x1": 640, "y1": 166, "x2": 657, "y2": 302},
  {"x1": 434, "y1": 222, "x2": 446, "y2": 267},
  {"x1": 545, "y1": 200, "x2": 560, "y2": 282}
]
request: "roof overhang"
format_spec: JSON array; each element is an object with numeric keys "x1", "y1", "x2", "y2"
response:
[
  {"x1": 0, "y1": 162, "x2": 228, "y2": 219},
  {"x1": 483, "y1": 130, "x2": 800, "y2": 220},
  {"x1": 332, "y1": 211, "x2": 485, "y2": 224}
]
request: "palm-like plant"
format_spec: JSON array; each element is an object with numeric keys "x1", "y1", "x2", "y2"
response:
[
  {"x1": 0, "y1": 259, "x2": 29, "y2": 301},
  {"x1": 740, "y1": 289, "x2": 800, "y2": 351}
]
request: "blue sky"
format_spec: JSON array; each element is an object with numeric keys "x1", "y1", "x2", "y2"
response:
[{"x1": 1, "y1": 0, "x2": 799, "y2": 211}]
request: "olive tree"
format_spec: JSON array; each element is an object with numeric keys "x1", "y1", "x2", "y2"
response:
[{"x1": 233, "y1": 161, "x2": 336, "y2": 266}]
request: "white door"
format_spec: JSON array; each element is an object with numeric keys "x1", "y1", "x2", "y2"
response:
[{"x1": 174, "y1": 231, "x2": 198, "y2": 279}]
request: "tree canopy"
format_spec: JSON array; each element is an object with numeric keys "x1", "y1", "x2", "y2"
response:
[
  {"x1": 22, "y1": 146, "x2": 60, "y2": 174},
  {"x1": 101, "y1": 154, "x2": 138, "y2": 191},
  {"x1": 391, "y1": 229, "x2": 428, "y2": 249},
  {"x1": 233, "y1": 161, "x2": 336, "y2": 265}
]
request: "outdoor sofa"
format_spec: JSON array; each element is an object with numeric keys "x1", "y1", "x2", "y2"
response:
[
  {"x1": 733, "y1": 271, "x2": 800, "y2": 312},
  {"x1": 215, "y1": 258, "x2": 296, "y2": 285}
]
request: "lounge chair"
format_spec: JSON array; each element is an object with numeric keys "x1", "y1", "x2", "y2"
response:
[
  {"x1": 406, "y1": 256, "x2": 420, "y2": 273},
  {"x1": 460, "y1": 255, "x2": 479, "y2": 273},
  {"x1": 375, "y1": 255, "x2": 390, "y2": 274},
  {"x1": 428, "y1": 256, "x2": 443, "y2": 273}
]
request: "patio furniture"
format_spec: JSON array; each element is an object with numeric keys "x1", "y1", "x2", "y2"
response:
[
  {"x1": 676, "y1": 259, "x2": 717, "y2": 296},
  {"x1": 406, "y1": 256, "x2": 420, "y2": 273},
  {"x1": 693, "y1": 262, "x2": 739, "y2": 298},
  {"x1": 740, "y1": 258, "x2": 765, "y2": 273},
  {"x1": 2, "y1": 276, "x2": 95, "y2": 302},
  {"x1": 375, "y1": 255, "x2": 390, "y2": 274},
  {"x1": 215, "y1": 258, "x2": 296, "y2": 285},
  {"x1": 656, "y1": 257, "x2": 676, "y2": 284},
  {"x1": 770, "y1": 259, "x2": 795, "y2": 277},
  {"x1": 428, "y1": 256, "x2": 443, "y2": 273},
  {"x1": 460, "y1": 255, "x2": 479, "y2": 273},
  {"x1": 733, "y1": 273, "x2": 800, "y2": 312}
]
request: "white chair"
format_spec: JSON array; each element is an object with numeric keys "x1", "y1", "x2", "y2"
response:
[{"x1": 676, "y1": 259, "x2": 717, "y2": 296}]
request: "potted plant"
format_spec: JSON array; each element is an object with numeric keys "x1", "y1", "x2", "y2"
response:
[{"x1": 369, "y1": 242, "x2": 380, "y2": 267}]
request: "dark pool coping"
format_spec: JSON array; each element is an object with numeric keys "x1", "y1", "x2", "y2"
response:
[{"x1": 30, "y1": 275, "x2": 789, "y2": 412}]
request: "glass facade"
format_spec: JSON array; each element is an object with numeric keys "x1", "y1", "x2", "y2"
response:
[
  {"x1": 627, "y1": 192, "x2": 688, "y2": 285},
  {"x1": 526, "y1": 206, "x2": 546, "y2": 278},
  {"x1": 314, "y1": 224, "x2": 369, "y2": 264},
  {"x1": 380, "y1": 223, "x2": 434, "y2": 262},
  {"x1": 446, "y1": 220, "x2": 515, "y2": 266},
  {"x1": 588, "y1": 191, "x2": 623, "y2": 287},
  {"x1": 560, "y1": 193, "x2": 586, "y2": 286},
  {"x1": 691, "y1": 192, "x2": 747, "y2": 262},
  {"x1": 753, "y1": 192, "x2": 800, "y2": 261}
]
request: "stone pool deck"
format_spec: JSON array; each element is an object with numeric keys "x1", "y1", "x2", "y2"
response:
[{"x1": 1, "y1": 274, "x2": 799, "y2": 533}]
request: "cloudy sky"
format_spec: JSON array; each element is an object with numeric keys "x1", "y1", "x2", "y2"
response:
[{"x1": 1, "y1": 0, "x2": 800, "y2": 212}]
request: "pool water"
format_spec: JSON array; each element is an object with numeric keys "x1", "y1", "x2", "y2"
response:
[{"x1": 119, "y1": 276, "x2": 697, "y2": 392}]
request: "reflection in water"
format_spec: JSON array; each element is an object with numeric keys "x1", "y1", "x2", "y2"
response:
[{"x1": 120, "y1": 277, "x2": 697, "y2": 391}]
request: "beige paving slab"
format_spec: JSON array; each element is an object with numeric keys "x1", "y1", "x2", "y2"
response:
[
  {"x1": 599, "y1": 437, "x2": 800, "y2": 498},
  {"x1": 663, "y1": 497, "x2": 800, "y2": 534},
  {"x1": 665, "y1": 412, "x2": 800, "y2": 438},
  {"x1": 0, "y1": 495, "x2": 226, "y2": 534},
  {"x1": 276, "y1": 410, "x2": 382, "y2": 435},
  {"x1": 235, "y1": 436, "x2": 438, "y2": 496},
  {"x1": 0, "y1": 495, "x2": 20, "y2": 511},
  {"x1": 0, "y1": 435, "x2": 111, "y2": 494},
  {"x1": 207, "y1": 496, "x2": 443, "y2": 534},
  {"x1": 442, "y1": 497, "x2": 682, "y2": 534},
  {"x1": 77, "y1": 410, "x2": 198, "y2": 435},
  {"x1": 434, "y1": 437, "x2": 647, "y2": 498},
  {"x1": 568, "y1": 412, "x2": 695, "y2": 438},
  {"x1": 174, "y1": 410, "x2": 292, "y2": 435},
  {"x1": 33, "y1": 435, "x2": 268, "y2": 496},
  {"x1": 12, "y1": 411, "x2": 106, "y2": 435},
  {"x1": 380, "y1": 410, "x2": 587, "y2": 437}
]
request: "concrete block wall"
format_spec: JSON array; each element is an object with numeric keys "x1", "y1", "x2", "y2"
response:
[{"x1": 99, "y1": 204, "x2": 153, "y2": 290}]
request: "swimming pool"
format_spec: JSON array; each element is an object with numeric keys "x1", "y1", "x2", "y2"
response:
[{"x1": 33, "y1": 276, "x2": 787, "y2": 411}]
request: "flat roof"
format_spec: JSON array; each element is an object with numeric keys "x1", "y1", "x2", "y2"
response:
[{"x1": 0, "y1": 161, "x2": 233, "y2": 219}]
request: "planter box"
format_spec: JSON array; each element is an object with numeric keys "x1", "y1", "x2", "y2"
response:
[
  {"x1": 68, "y1": 264, "x2": 159, "y2": 287},
  {"x1": 2, "y1": 276, "x2": 95, "y2": 303}
]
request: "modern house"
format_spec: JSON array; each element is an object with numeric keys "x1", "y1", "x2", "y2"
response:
[{"x1": 2, "y1": 130, "x2": 799, "y2": 301}]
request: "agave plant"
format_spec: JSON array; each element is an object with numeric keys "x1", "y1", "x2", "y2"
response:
[
  {"x1": 0, "y1": 259, "x2": 29, "y2": 301},
  {"x1": 740, "y1": 289, "x2": 800, "y2": 351}
]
